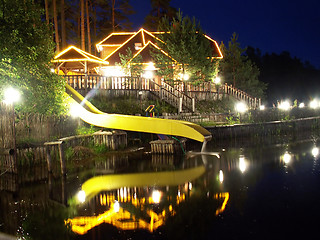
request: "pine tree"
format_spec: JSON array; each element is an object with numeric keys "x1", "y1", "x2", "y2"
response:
[
  {"x1": 143, "y1": 0, "x2": 177, "y2": 31},
  {"x1": 156, "y1": 10, "x2": 217, "y2": 84},
  {"x1": 219, "y1": 33, "x2": 267, "y2": 98}
]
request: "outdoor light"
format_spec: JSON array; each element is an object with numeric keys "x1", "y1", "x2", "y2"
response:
[
  {"x1": 77, "y1": 190, "x2": 86, "y2": 203},
  {"x1": 259, "y1": 105, "x2": 265, "y2": 111},
  {"x1": 145, "y1": 62, "x2": 156, "y2": 71},
  {"x1": 152, "y1": 190, "x2": 161, "y2": 204},
  {"x1": 278, "y1": 100, "x2": 291, "y2": 111},
  {"x1": 50, "y1": 68, "x2": 55, "y2": 73},
  {"x1": 143, "y1": 70, "x2": 153, "y2": 79},
  {"x1": 69, "y1": 102, "x2": 86, "y2": 117},
  {"x1": 309, "y1": 99, "x2": 319, "y2": 109},
  {"x1": 214, "y1": 76, "x2": 221, "y2": 84},
  {"x1": 219, "y1": 170, "x2": 224, "y2": 183},
  {"x1": 3, "y1": 87, "x2": 20, "y2": 104},
  {"x1": 239, "y1": 156, "x2": 247, "y2": 173},
  {"x1": 235, "y1": 102, "x2": 247, "y2": 113},
  {"x1": 183, "y1": 73, "x2": 190, "y2": 81},
  {"x1": 299, "y1": 102, "x2": 305, "y2": 108},
  {"x1": 312, "y1": 147, "x2": 319, "y2": 158}
]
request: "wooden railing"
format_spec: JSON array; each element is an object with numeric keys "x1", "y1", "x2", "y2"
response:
[
  {"x1": 222, "y1": 83, "x2": 261, "y2": 109},
  {"x1": 64, "y1": 75, "x2": 194, "y2": 112},
  {"x1": 149, "y1": 79, "x2": 194, "y2": 112},
  {"x1": 64, "y1": 75, "x2": 261, "y2": 110},
  {"x1": 171, "y1": 80, "x2": 261, "y2": 109}
]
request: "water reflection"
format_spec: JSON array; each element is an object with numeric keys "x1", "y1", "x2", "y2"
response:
[
  {"x1": 66, "y1": 155, "x2": 229, "y2": 235},
  {"x1": 1, "y1": 139, "x2": 320, "y2": 239}
]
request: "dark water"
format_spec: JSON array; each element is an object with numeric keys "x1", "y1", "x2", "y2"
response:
[{"x1": 1, "y1": 139, "x2": 320, "y2": 239}]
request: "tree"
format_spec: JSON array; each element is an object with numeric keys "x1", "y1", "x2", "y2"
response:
[
  {"x1": 143, "y1": 0, "x2": 177, "y2": 31},
  {"x1": 0, "y1": 0, "x2": 66, "y2": 114},
  {"x1": 117, "y1": 48, "x2": 143, "y2": 77},
  {"x1": 156, "y1": 10, "x2": 218, "y2": 84},
  {"x1": 219, "y1": 33, "x2": 267, "y2": 99},
  {"x1": 53, "y1": 0, "x2": 60, "y2": 52}
]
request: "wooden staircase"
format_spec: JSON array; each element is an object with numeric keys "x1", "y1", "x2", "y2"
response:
[{"x1": 148, "y1": 79, "x2": 195, "y2": 113}]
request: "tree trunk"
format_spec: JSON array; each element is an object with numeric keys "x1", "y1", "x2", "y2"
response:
[
  {"x1": 44, "y1": 0, "x2": 49, "y2": 25},
  {"x1": 111, "y1": 0, "x2": 115, "y2": 32},
  {"x1": 61, "y1": 0, "x2": 66, "y2": 49},
  {"x1": 93, "y1": 3, "x2": 97, "y2": 55},
  {"x1": 80, "y1": 0, "x2": 85, "y2": 50},
  {"x1": 86, "y1": 0, "x2": 91, "y2": 53},
  {"x1": 53, "y1": 0, "x2": 60, "y2": 52}
]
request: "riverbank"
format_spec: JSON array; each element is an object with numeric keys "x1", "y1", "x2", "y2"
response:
[{"x1": 205, "y1": 116, "x2": 320, "y2": 147}]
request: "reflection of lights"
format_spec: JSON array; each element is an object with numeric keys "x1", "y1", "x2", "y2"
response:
[
  {"x1": 239, "y1": 156, "x2": 247, "y2": 173},
  {"x1": 282, "y1": 152, "x2": 292, "y2": 164},
  {"x1": 235, "y1": 102, "x2": 247, "y2": 113},
  {"x1": 113, "y1": 201, "x2": 120, "y2": 213},
  {"x1": 188, "y1": 182, "x2": 192, "y2": 191},
  {"x1": 3, "y1": 87, "x2": 20, "y2": 104},
  {"x1": 77, "y1": 190, "x2": 86, "y2": 203},
  {"x1": 312, "y1": 147, "x2": 319, "y2": 158},
  {"x1": 219, "y1": 170, "x2": 224, "y2": 183},
  {"x1": 152, "y1": 190, "x2": 161, "y2": 204},
  {"x1": 278, "y1": 100, "x2": 291, "y2": 111}
]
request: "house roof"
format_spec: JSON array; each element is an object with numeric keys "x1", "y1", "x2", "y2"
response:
[
  {"x1": 99, "y1": 28, "x2": 223, "y2": 65},
  {"x1": 128, "y1": 41, "x2": 176, "y2": 65},
  {"x1": 52, "y1": 46, "x2": 108, "y2": 71},
  {"x1": 101, "y1": 29, "x2": 163, "y2": 65}
]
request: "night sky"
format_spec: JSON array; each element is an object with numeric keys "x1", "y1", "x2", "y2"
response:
[{"x1": 131, "y1": 0, "x2": 320, "y2": 69}]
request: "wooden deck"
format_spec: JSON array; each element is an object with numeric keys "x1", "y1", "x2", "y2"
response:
[{"x1": 64, "y1": 75, "x2": 261, "y2": 111}]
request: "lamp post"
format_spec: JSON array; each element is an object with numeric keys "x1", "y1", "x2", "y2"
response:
[{"x1": 3, "y1": 87, "x2": 20, "y2": 173}]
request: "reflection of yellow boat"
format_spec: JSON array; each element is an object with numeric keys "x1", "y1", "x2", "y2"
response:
[{"x1": 81, "y1": 165, "x2": 206, "y2": 201}]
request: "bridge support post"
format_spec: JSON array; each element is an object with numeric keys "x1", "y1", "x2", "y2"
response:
[
  {"x1": 192, "y1": 98, "x2": 195, "y2": 112},
  {"x1": 179, "y1": 97, "x2": 183, "y2": 113}
]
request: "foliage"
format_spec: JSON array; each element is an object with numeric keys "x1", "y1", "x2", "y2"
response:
[
  {"x1": 90, "y1": 94, "x2": 177, "y2": 115},
  {"x1": 117, "y1": 47, "x2": 143, "y2": 77},
  {"x1": 219, "y1": 33, "x2": 267, "y2": 99},
  {"x1": 50, "y1": 0, "x2": 134, "y2": 52},
  {"x1": 0, "y1": 0, "x2": 66, "y2": 115},
  {"x1": 76, "y1": 124, "x2": 98, "y2": 135},
  {"x1": 156, "y1": 10, "x2": 218, "y2": 84},
  {"x1": 226, "y1": 116, "x2": 240, "y2": 125},
  {"x1": 143, "y1": 0, "x2": 177, "y2": 31},
  {"x1": 246, "y1": 47, "x2": 320, "y2": 102}
]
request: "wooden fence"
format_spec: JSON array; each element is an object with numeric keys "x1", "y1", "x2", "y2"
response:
[{"x1": 64, "y1": 75, "x2": 261, "y2": 109}]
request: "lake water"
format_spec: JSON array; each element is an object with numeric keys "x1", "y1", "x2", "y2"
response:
[{"x1": 1, "y1": 137, "x2": 320, "y2": 239}]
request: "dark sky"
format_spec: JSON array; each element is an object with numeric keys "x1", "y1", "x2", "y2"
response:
[{"x1": 130, "y1": 0, "x2": 320, "y2": 69}]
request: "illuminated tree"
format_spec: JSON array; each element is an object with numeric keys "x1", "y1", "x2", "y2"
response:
[
  {"x1": 118, "y1": 48, "x2": 143, "y2": 77},
  {"x1": 219, "y1": 33, "x2": 267, "y2": 98},
  {"x1": 0, "y1": 0, "x2": 66, "y2": 114},
  {"x1": 156, "y1": 10, "x2": 218, "y2": 84}
]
